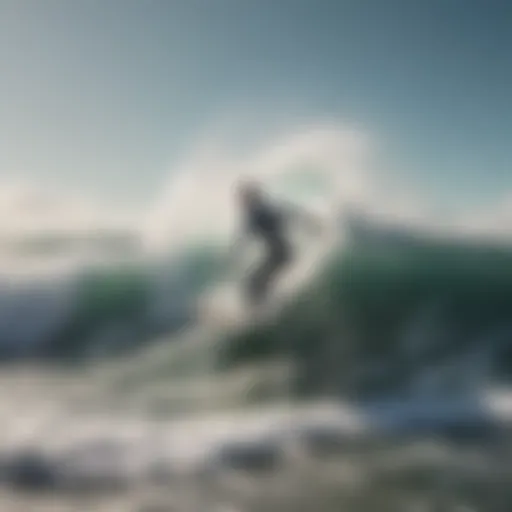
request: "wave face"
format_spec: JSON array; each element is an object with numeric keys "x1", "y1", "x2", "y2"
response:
[
  {"x1": 3, "y1": 208, "x2": 510, "y2": 405},
  {"x1": 220, "y1": 214, "x2": 512, "y2": 399},
  {"x1": 0, "y1": 245, "x2": 225, "y2": 360},
  {"x1": 1, "y1": 202, "x2": 512, "y2": 403}
]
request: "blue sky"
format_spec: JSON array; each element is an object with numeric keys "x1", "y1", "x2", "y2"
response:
[{"x1": 0, "y1": 0, "x2": 510, "y2": 211}]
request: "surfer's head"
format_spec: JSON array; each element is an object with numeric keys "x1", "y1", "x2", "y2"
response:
[{"x1": 236, "y1": 179, "x2": 263, "y2": 206}]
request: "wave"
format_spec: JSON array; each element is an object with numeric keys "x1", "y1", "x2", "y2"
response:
[
  {"x1": 2, "y1": 205, "x2": 512, "y2": 405},
  {"x1": 1, "y1": 123, "x2": 511, "y2": 406},
  {"x1": 218, "y1": 213, "x2": 512, "y2": 399},
  {"x1": 0, "y1": 244, "x2": 225, "y2": 360},
  {"x1": 0, "y1": 125, "x2": 351, "y2": 360}
]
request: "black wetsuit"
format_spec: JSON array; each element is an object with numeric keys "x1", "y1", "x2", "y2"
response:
[{"x1": 243, "y1": 200, "x2": 293, "y2": 306}]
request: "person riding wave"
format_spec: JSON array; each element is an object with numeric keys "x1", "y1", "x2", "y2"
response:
[{"x1": 232, "y1": 180, "x2": 322, "y2": 310}]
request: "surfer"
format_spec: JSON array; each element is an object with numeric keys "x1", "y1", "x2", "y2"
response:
[{"x1": 232, "y1": 180, "x2": 321, "y2": 310}]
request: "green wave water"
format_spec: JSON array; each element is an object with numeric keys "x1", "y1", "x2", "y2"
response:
[
  {"x1": 40, "y1": 245, "x2": 226, "y2": 360},
  {"x1": 217, "y1": 221, "x2": 512, "y2": 398}
]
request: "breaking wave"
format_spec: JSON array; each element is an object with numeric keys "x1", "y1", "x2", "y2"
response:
[{"x1": 0, "y1": 123, "x2": 511, "y2": 404}]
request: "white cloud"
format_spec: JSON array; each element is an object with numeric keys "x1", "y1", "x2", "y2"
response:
[{"x1": 0, "y1": 180, "x2": 138, "y2": 237}]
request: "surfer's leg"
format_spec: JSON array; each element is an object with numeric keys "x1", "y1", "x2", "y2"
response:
[
  {"x1": 245, "y1": 260, "x2": 270, "y2": 307},
  {"x1": 246, "y1": 244, "x2": 291, "y2": 308}
]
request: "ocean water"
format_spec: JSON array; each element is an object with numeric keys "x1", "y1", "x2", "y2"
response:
[{"x1": 1, "y1": 126, "x2": 511, "y2": 510}]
